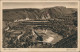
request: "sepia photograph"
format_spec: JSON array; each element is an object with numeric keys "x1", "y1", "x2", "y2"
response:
[
  {"x1": 1, "y1": 1, "x2": 79, "y2": 49},
  {"x1": 2, "y1": 1, "x2": 78, "y2": 48}
]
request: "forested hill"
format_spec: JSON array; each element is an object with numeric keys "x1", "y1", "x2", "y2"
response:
[
  {"x1": 3, "y1": 6, "x2": 77, "y2": 21},
  {"x1": 3, "y1": 6, "x2": 78, "y2": 48}
]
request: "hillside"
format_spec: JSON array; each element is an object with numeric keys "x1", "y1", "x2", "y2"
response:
[
  {"x1": 3, "y1": 6, "x2": 77, "y2": 48},
  {"x1": 3, "y1": 6, "x2": 77, "y2": 21}
]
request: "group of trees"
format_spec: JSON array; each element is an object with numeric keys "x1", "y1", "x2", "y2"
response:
[
  {"x1": 49, "y1": 19, "x2": 77, "y2": 38},
  {"x1": 3, "y1": 6, "x2": 77, "y2": 48}
]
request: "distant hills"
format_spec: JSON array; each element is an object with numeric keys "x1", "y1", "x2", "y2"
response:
[
  {"x1": 3, "y1": 6, "x2": 78, "y2": 48},
  {"x1": 3, "y1": 6, "x2": 77, "y2": 21}
]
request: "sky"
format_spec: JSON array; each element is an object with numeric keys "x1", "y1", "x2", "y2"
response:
[{"x1": 3, "y1": 2, "x2": 78, "y2": 9}]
